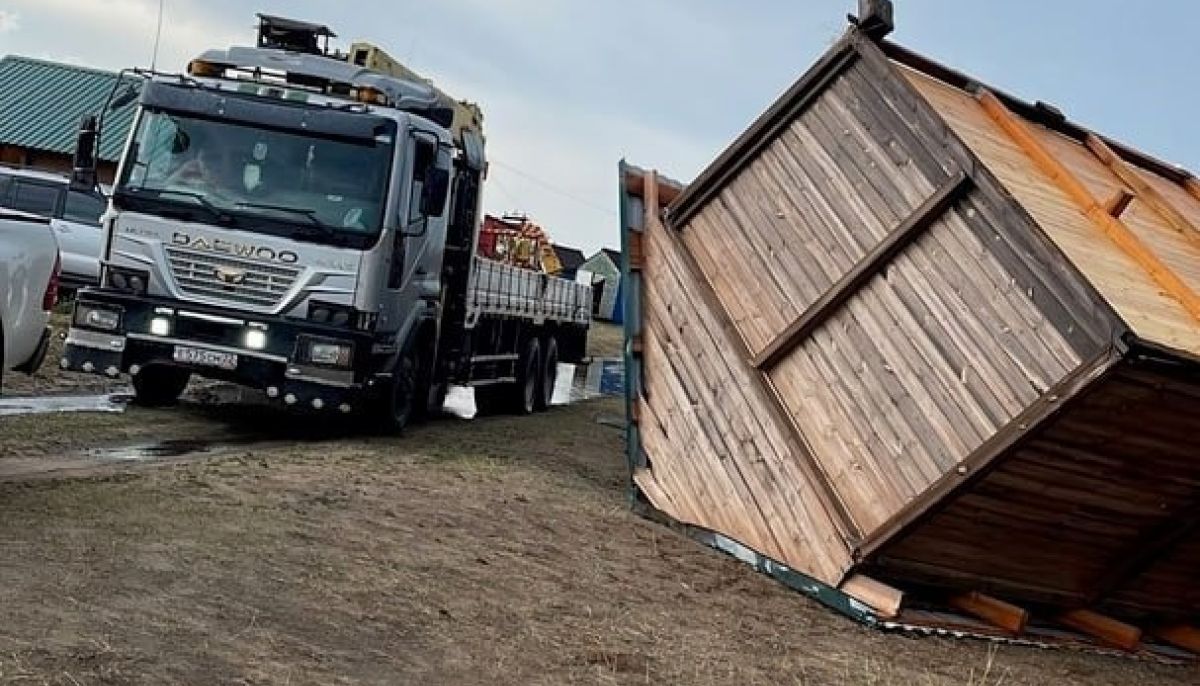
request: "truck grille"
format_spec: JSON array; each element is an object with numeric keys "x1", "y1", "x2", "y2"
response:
[{"x1": 165, "y1": 247, "x2": 300, "y2": 310}]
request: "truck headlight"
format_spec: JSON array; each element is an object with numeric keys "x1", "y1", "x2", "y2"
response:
[
  {"x1": 74, "y1": 304, "x2": 122, "y2": 331},
  {"x1": 308, "y1": 301, "x2": 355, "y2": 328},
  {"x1": 297, "y1": 335, "x2": 354, "y2": 368},
  {"x1": 106, "y1": 266, "x2": 149, "y2": 295}
]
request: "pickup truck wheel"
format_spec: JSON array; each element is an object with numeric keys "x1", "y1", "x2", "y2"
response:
[
  {"x1": 536, "y1": 336, "x2": 558, "y2": 411},
  {"x1": 131, "y1": 365, "x2": 190, "y2": 407},
  {"x1": 512, "y1": 338, "x2": 540, "y2": 415}
]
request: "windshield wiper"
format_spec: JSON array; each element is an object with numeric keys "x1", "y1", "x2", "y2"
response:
[
  {"x1": 122, "y1": 187, "x2": 235, "y2": 225},
  {"x1": 235, "y1": 202, "x2": 325, "y2": 228}
]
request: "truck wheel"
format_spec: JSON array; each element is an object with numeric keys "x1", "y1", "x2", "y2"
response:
[
  {"x1": 536, "y1": 336, "x2": 558, "y2": 411},
  {"x1": 512, "y1": 337, "x2": 540, "y2": 415},
  {"x1": 377, "y1": 354, "x2": 416, "y2": 434},
  {"x1": 131, "y1": 365, "x2": 190, "y2": 406},
  {"x1": 473, "y1": 384, "x2": 504, "y2": 417}
]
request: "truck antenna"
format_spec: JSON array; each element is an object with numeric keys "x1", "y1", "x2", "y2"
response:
[{"x1": 150, "y1": 0, "x2": 165, "y2": 70}]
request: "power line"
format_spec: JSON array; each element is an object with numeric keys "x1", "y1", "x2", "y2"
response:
[
  {"x1": 489, "y1": 159, "x2": 616, "y2": 217},
  {"x1": 150, "y1": 0, "x2": 165, "y2": 70}
]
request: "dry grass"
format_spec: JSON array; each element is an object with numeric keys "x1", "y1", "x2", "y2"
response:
[
  {"x1": 587, "y1": 321, "x2": 624, "y2": 359},
  {"x1": 0, "y1": 398, "x2": 1195, "y2": 684}
]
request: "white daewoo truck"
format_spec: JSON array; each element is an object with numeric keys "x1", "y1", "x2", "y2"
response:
[
  {"x1": 62, "y1": 15, "x2": 591, "y2": 430},
  {"x1": 0, "y1": 209, "x2": 59, "y2": 391}
]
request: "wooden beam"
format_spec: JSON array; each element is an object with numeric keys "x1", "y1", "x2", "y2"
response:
[
  {"x1": 1085, "y1": 134, "x2": 1200, "y2": 247},
  {"x1": 628, "y1": 231, "x2": 644, "y2": 271},
  {"x1": 1153, "y1": 624, "x2": 1200, "y2": 654},
  {"x1": 1057, "y1": 608, "x2": 1142, "y2": 651},
  {"x1": 1184, "y1": 177, "x2": 1200, "y2": 205},
  {"x1": 948, "y1": 591, "x2": 1028, "y2": 635},
  {"x1": 840, "y1": 574, "x2": 903, "y2": 618},
  {"x1": 752, "y1": 171, "x2": 972, "y2": 370},
  {"x1": 976, "y1": 89, "x2": 1200, "y2": 324},
  {"x1": 1103, "y1": 189, "x2": 1134, "y2": 218}
]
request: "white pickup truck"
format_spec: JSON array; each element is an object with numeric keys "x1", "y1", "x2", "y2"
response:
[{"x1": 0, "y1": 209, "x2": 60, "y2": 391}]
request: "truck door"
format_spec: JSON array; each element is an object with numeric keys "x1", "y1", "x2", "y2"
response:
[{"x1": 379, "y1": 129, "x2": 451, "y2": 347}]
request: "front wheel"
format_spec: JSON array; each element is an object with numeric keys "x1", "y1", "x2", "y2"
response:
[
  {"x1": 131, "y1": 365, "x2": 191, "y2": 407},
  {"x1": 374, "y1": 355, "x2": 416, "y2": 434}
]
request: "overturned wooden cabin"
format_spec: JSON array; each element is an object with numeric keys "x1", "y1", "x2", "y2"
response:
[{"x1": 620, "y1": 2, "x2": 1200, "y2": 655}]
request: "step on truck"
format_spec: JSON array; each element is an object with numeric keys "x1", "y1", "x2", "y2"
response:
[{"x1": 61, "y1": 14, "x2": 591, "y2": 430}]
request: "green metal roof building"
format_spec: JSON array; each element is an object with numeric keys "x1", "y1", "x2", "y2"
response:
[{"x1": 0, "y1": 55, "x2": 139, "y2": 181}]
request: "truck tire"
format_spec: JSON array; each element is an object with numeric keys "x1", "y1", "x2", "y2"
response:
[
  {"x1": 376, "y1": 354, "x2": 416, "y2": 434},
  {"x1": 473, "y1": 384, "x2": 504, "y2": 417},
  {"x1": 512, "y1": 337, "x2": 540, "y2": 415},
  {"x1": 131, "y1": 365, "x2": 190, "y2": 406},
  {"x1": 536, "y1": 336, "x2": 558, "y2": 411}
]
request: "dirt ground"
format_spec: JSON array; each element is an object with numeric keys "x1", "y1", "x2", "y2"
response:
[{"x1": 0, "y1": 321, "x2": 1196, "y2": 684}]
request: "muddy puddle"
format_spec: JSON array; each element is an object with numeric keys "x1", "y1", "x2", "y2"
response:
[{"x1": 0, "y1": 391, "x2": 132, "y2": 417}]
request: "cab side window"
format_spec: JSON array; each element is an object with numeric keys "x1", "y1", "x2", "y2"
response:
[
  {"x1": 63, "y1": 190, "x2": 106, "y2": 225},
  {"x1": 10, "y1": 181, "x2": 61, "y2": 217},
  {"x1": 407, "y1": 139, "x2": 436, "y2": 225}
]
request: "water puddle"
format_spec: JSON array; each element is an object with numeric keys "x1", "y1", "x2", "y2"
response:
[
  {"x1": 86, "y1": 438, "x2": 226, "y2": 462},
  {"x1": 442, "y1": 357, "x2": 624, "y2": 419},
  {"x1": 0, "y1": 392, "x2": 132, "y2": 418}
]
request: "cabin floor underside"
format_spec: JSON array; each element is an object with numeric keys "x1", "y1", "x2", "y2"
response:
[{"x1": 865, "y1": 348, "x2": 1200, "y2": 627}]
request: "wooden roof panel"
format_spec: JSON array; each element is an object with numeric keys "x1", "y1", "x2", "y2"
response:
[{"x1": 899, "y1": 65, "x2": 1200, "y2": 357}]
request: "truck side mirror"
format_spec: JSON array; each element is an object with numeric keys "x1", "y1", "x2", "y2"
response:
[
  {"x1": 70, "y1": 115, "x2": 99, "y2": 192},
  {"x1": 420, "y1": 167, "x2": 450, "y2": 217}
]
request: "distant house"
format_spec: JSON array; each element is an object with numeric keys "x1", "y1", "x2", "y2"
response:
[
  {"x1": 551, "y1": 244, "x2": 586, "y2": 280},
  {"x1": 580, "y1": 248, "x2": 622, "y2": 322},
  {"x1": 0, "y1": 55, "x2": 140, "y2": 183}
]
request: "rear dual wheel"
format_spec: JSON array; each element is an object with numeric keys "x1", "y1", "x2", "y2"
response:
[{"x1": 474, "y1": 335, "x2": 558, "y2": 417}]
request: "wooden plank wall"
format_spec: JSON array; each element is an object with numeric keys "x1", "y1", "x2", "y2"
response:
[
  {"x1": 632, "y1": 171, "x2": 854, "y2": 584},
  {"x1": 671, "y1": 47, "x2": 1107, "y2": 536},
  {"x1": 902, "y1": 66, "x2": 1200, "y2": 358}
]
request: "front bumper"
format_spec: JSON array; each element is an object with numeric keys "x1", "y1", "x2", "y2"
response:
[{"x1": 61, "y1": 291, "x2": 378, "y2": 412}]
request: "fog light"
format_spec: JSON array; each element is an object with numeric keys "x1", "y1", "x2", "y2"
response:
[
  {"x1": 284, "y1": 393, "x2": 297, "y2": 405},
  {"x1": 245, "y1": 329, "x2": 267, "y2": 350},
  {"x1": 129, "y1": 364, "x2": 141, "y2": 376},
  {"x1": 338, "y1": 403, "x2": 352, "y2": 414},
  {"x1": 149, "y1": 317, "x2": 171, "y2": 336},
  {"x1": 308, "y1": 342, "x2": 353, "y2": 367},
  {"x1": 76, "y1": 305, "x2": 121, "y2": 331},
  {"x1": 266, "y1": 386, "x2": 279, "y2": 398},
  {"x1": 311, "y1": 398, "x2": 325, "y2": 410}
]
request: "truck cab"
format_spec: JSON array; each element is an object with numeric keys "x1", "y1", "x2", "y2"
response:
[{"x1": 62, "y1": 16, "x2": 590, "y2": 430}]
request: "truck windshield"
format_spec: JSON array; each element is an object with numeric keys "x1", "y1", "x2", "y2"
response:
[{"x1": 116, "y1": 109, "x2": 394, "y2": 247}]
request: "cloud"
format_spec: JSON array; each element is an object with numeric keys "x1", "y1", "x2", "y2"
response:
[
  {"x1": 0, "y1": 10, "x2": 19, "y2": 33},
  {"x1": 3, "y1": 0, "x2": 244, "y2": 71}
]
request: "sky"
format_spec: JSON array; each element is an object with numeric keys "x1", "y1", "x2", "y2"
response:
[{"x1": 1, "y1": 1, "x2": 1198, "y2": 254}]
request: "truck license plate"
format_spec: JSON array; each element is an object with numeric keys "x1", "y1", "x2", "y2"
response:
[{"x1": 172, "y1": 345, "x2": 237, "y2": 370}]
